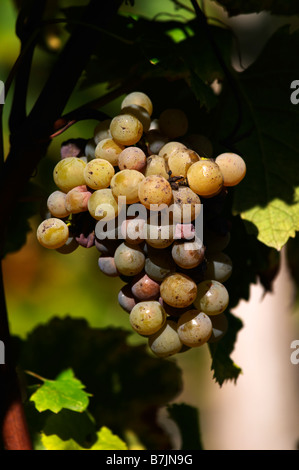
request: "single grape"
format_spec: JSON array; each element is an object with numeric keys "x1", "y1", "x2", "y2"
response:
[
  {"x1": 183, "y1": 134, "x2": 213, "y2": 158},
  {"x1": 131, "y1": 273, "x2": 160, "y2": 301},
  {"x1": 177, "y1": 310, "x2": 212, "y2": 347},
  {"x1": 110, "y1": 114, "x2": 143, "y2": 146},
  {"x1": 160, "y1": 273, "x2": 197, "y2": 308},
  {"x1": 121, "y1": 104, "x2": 151, "y2": 133},
  {"x1": 138, "y1": 175, "x2": 173, "y2": 210},
  {"x1": 84, "y1": 158, "x2": 115, "y2": 190},
  {"x1": 118, "y1": 147, "x2": 146, "y2": 172},
  {"x1": 193, "y1": 280, "x2": 229, "y2": 315},
  {"x1": 208, "y1": 313, "x2": 228, "y2": 343},
  {"x1": 114, "y1": 242, "x2": 145, "y2": 276},
  {"x1": 118, "y1": 284, "x2": 137, "y2": 313},
  {"x1": 95, "y1": 138, "x2": 125, "y2": 166},
  {"x1": 56, "y1": 236, "x2": 79, "y2": 254},
  {"x1": 146, "y1": 130, "x2": 169, "y2": 155},
  {"x1": 215, "y1": 152, "x2": 246, "y2": 186},
  {"x1": 171, "y1": 240, "x2": 205, "y2": 269},
  {"x1": 98, "y1": 256, "x2": 120, "y2": 277},
  {"x1": 37, "y1": 218, "x2": 69, "y2": 249},
  {"x1": 110, "y1": 169, "x2": 145, "y2": 204},
  {"x1": 204, "y1": 251, "x2": 233, "y2": 283},
  {"x1": 172, "y1": 186, "x2": 201, "y2": 223},
  {"x1": 47, "y1": 191, "x2": 70, "y2": 218},
  {"x1": 88, "y1": 189, "x2": 119, "y2": 221},
  {"x1": 94, "y1": 119, "x2": 112, "y2": 144},
  {"x1": 159, "y1": 108, "x2": 188, "y2": 139},
  {"x1": 187, "y1": 160, "x2": 224, "y2": 197},
  {"x1": 144, "y1": 155, "x2": 169, "y2": 180},
  {"x1": 121, "y1": 91, "x2": 153, "y2": 116},
  {"x1": 129, "y1": 301, "x2": 166, "y2": 336},
  {"x1": 53, "y1": 157, "x2": 86, "y2": 193},
  {"x1": 65, "y1": 185, "x2": 92, "y2": 214},
  {"x1": 168, "y1": 148, "x2": 199, "y2": 178},
  {"x1": 158, "y1": 141, "x2": 187, "y2": 163},
  {"x1": 148, "y1": 319, "x2": 183, "y2": 357}
]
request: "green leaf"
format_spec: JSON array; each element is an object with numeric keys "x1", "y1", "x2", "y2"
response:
[
  {"x1": 30, "y1": 369, "x2": 91, "y2": 414},
  {"x1": 41, "y1": 426, "x2": 127, "y2": 451},
  {"x1": 167, "y1": 403, "x2": 203, "y2": 450},
  {"x1": 212, "y1": 0, "x2": 299, "y2": 16},
  {"x1": 209, "y1": 313, "x2": 243, "y2": 386},
  {"x1": 91, "y1": 427, "x2": 128, "y2": 450},
  {"x1": 219, "y1": 26, "x2": 299, "y2": 250}
]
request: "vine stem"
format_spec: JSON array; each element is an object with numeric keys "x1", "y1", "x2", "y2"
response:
[{"x1": 0, "y1": 263, "x2": 33, "y2": 450}]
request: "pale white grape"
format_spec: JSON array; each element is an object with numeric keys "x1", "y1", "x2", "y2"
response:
[
  {"x1": 193, "y1": 280, "x2": 229, "y2": 315},
  {"x1": 160, "y1": 273, "x2": 197, "y2": 308},
  {"x1": 118, "y1": 147, "x2": 146, "y2": 172},
  {"x1": 138, "y1": 175, "x2": 172, "y2": 210},
  {"x1": 187, "y1": 160, "x2": 223, "y2": 197},
  {"x1": 95, "y1": 138, "x2": 125, "y2": 166},
  {"x1": 37, "y1": 218, "x2": 69, "y2": 249},
  {"x1": 204, "y1": 251, "x2": 233, "y2": 282},
  {"x1": 88, "y1": 189, "x2": 119, "y2": 221},
  {"x1": 110, "y1": 114, "x2": 143, "y2": 146},
  {"x1": 177, "y1": 310, "x2": 212, "y2": 347},
  {"x1": 129, "y1": 301, "x2": 166, "y2": 336},
  {"x1": 121, "y1": 91, "x2": 153, "y2": 116},
  {"x1": 65, "y1": 185, "x2": 92, "y2": 214},
  {"x1": 114, "y1": 242, "x2": 145, "y2": 276},
  {"x1": 168, "y1": 148, "x2": 199, "y2": 178},
  {"x1": 53, "y1": 157, "x2": 86, "y2": 193},
  {"x1": 148, "y1": 319, "x2": 183, "y2": 357},
  {"x1": 121, "y1": 104, "x2": 151, "y2": 133},
  {"x1": 215, "y1": 152, "x2": 246, "y2": 187},
  {"x1": 84, "y1": 158, "x2": 115, "y2": 190},
  {"x1": 47, "y1": 191, "x2": 70, "y2": 218},
  {"x1": 110, "y1": 169, "x2": 145, "y2": 204},
  {"x1": 144, "y1": 155, "x2": 169, "y2": 180}
]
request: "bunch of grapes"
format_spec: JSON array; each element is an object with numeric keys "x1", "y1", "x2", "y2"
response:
[{"x1": 36, "y1": 91, "x2": 246, "y2": 359}]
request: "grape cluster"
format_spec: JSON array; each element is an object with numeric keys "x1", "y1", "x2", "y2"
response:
[{"x1": 36, "y1": 91, "x2": 246, "y2": 359}]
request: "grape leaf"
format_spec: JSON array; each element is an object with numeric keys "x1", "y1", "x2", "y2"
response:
[
  {"x1": 167, "y1": 403, "x2": 203, "y2": 450},
  {"x1": 212, "y1": 0, "x2": 299, "y2": 16},
  {"x1": 30, "y1": 369, "x2": 91, "y2": 414},
  {"x1": 41, "y1": 426, "x2": 127, "y2": 451},
  {"x1": 209, "y1": 312, "x2": 243, "y2": 386},
  {"x1": 218, "y1": 25, "x2": 299, "y2": 250}
]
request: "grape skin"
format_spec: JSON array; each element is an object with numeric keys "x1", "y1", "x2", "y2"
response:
[
  {"x1": 146, "y1": 222, "x2": 174, "y2": 249},
  {"x1": 88, "y1": 189, "x2": 119, "y2": 221},
  {"x1": 168, "y1": 148, "x2": 199, "y2": 178},
  {"x1": 160, "y1": 273, "x2": 197, "y2": 308},
  {"x1": 98, "y1": 256, "x2": 120, "y2": 277},
  {"x1": 131, "y1": 273, "x2": 160, "y2": 301},
  {"x1": 145, "y1": 155, "x2": 169, "y2": 180},
  {"x1": 204, "y1": 251, "x2": 233, "y2": 283},
  {"x1": 145, "y1": 248, "x2": 176, "y2": 282},
  {"x1": 84, "y1": 158, "x2": 115, "y2": 190},
  {"x1": 118, "y1": 284, "x2": 137, "y2": 313},
  {"x1": 187, "y1": 160, "x2": 224, "y2": 197},
  {"x1": 110, "y1": 114, "x2": 143, "y2": 146},
  {"x1": 110, "y1": 169, "x2": 145, "y2": 204},
  {"x1": 129, "y1": 301, "x2": 166, "y2": 336},
  {"x1": 65, "y1": 185, "x2": 92, "y2": 214},
  {"x1": 158, "y1": 141, "x2": 187, "y2": 163},
  {"x1": 177, "y1": 310, "x2": 213, "y2": 347},
  {"x1": 37, "y1": 218, "x2": 69, "y2": 250},
  {"x1": 118, "y1": 147, "x2": 146, "y2": 172},
  {"x1": 148, "y1": 319, "x2": 183, "y2": 357},
  {"x1": 47, "y1": 191, "x2": 70, "y2": 218},
  {"x1": 121, "y1": 91, "x2": 153, "y2": 116},
  {"x1": 171, "y1": 240, "x2": 205, "y2": 269},
  {"x1": 193, "y1": 280, "x2": 229, "y2": 315},
  {"x1": 215, "y1": 152, "x2": 246, "y2": 187},
  {"x1": 121, "y1": 218, "x2": 146, "y2": 245},
  {"x1": 95, "y1": 138, "x2": 125, "y2": 166},
  {"x1": 121, "y1": 104, "x2": 151, "y2": 133},
  {"x1": 53, "y1": 157, "x2": 86, "y2": 193},
  {"x1": 172, "y1": 186, "x2": 201, "y2": 223},
  {"x1": 114, "y1": 242, "x2": 145, "y2": 277},
  {"x1": 138, "y1": 175, "x2": 173, "y2": 210}
]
